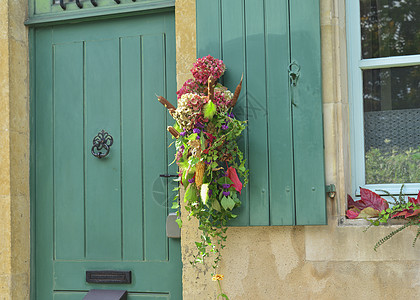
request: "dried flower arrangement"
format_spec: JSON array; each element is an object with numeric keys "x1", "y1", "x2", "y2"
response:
[{"x1": 157, "y1": 56, "x2": 248, "y2": 297}]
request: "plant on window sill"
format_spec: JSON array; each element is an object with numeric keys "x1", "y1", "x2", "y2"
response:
[
  {"x1": 347, "y1": 186, "x2": 420, "y2": 251},
  {"x1": 157, "y1": 55, "x2": 248, "y2": 300}
]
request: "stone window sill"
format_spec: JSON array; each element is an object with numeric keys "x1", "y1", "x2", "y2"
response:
[{"x1": 337, "y1": 216, "x2": 408, "y2": 227}]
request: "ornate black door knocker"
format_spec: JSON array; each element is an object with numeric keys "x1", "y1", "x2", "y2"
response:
[{"x1": 91, "y1": 130, "x2": 113, "y2": 159}]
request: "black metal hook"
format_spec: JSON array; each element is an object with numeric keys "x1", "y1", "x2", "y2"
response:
[
  {"x1": 288, "y1": 61, "x2": 301, "y2": 87},
  {"x1": 59, "y1": 0, "x2": 66, "y2": 10},
  {"x1": 160, "y1": 174, "x2": 178, "y2": 178},
  {"x1": 75, "y1": 0, "x2": 83, "y2": 8},
  {"x1": 91, "y1": 0, "x2": 98, "y2": 6},
  {"x1": 91, "y1": 130, "x2": 114, "y2": 159}
]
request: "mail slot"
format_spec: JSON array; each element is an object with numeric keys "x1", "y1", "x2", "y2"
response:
[
  {"x1": 86, "y1": 270, "x2": 131, "y2": 284},
  {"x1": 83, "y1": 289, "x2": 127, "y2": 300}
]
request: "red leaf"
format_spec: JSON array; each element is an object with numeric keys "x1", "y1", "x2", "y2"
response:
[
  {"x1": 409, "y1": 191, "x2": 420, "y2": 205},
  {"x1": 359, "y1": 187, "x2": 389, "y2": 211},
  {"x1": 205, "y1": 132, "x2": 216, "y2": 143},
  {"x1": 346, "y1": 209, "x2": 360, "y2": 219},
  {"x1": 390, "y1": 210, "x2": 409, "y2": 219},
  {"x1": 406, "y1": 209, "x2": 420, "y2": 218},
  {"x1": 227, "y1": 167, "x2": 242, "y2": 194},
  {"x1": 347, "y1": 194, "x2": 359, "y2": 209}
]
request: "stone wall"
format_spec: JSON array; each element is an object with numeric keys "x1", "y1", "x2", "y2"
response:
[
  {"x1": 0, "y1": 0, "x2": 30, "y2": 299},
  {"x1": 175, "y1": 0, "x2": 420, "y2": 299}
]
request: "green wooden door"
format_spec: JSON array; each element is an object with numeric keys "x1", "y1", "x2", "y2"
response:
[{"x1": 33, "y1": 11, "x2": 181, "y2": 299}]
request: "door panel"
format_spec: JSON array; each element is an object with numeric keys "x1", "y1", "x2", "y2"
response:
[{"x1": 34, "y1": 11, "x2": 180, "y2": 299}]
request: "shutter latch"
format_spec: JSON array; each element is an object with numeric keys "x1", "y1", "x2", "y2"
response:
[{"x1": 288, "y1": 61, "x2": 301, "y2": 87}]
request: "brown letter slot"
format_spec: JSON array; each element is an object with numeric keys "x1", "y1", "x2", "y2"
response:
[{"x1": 86, "y1": 271, "x2": 131, "y2": 284}]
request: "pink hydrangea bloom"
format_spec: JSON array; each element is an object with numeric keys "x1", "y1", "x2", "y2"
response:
[
  {"x1": 176, "y1": 79, "x2": 204, "y2": 99},
  {"x1": 213, "y1": 88, "x2": 233, "y2": 108},
  {"x1": 190, "y1": 55, "x2": 226, "y2": 85}
]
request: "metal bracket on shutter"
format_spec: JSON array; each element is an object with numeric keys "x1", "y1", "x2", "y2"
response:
[{"x1": 326, "y1": 184, "x2": 336, "y2": 199}]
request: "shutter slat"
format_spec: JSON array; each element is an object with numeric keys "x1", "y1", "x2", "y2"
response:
[
  {"x1": 220, "y1": 0, "x2": 250, "y2": 226},
  {"x1": 265, "y1": 0, "x2": 295, "y2": 225},
  {"x1": 245, "y1": 0, "x2": 270, "y2": 226},
  {"x1": 290, "y1": 0, "x2": 327, "y2": 225},
  {"x1": 196, "y1": 1, "x2": 222, "y2": 59}
]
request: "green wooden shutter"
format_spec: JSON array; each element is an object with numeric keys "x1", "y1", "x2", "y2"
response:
[{"x1": 196, "y1": 0, "x2": 326, "y2": 226}]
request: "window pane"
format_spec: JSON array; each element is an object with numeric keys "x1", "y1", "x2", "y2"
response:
[
  {"x1": 360, "y1": 0, "x2": 420, "y2": 59},
  {"x1": 363, "y1": 65, "x2": 420, "y2": 184}
]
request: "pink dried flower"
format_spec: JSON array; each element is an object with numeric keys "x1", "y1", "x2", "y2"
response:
[
  {"x1": 176, "y1": 79, "x2": 205, "y2": 99},
  {"x1": 213, "y1": 88, "x2": 233, "y2": 108},
  {"x1": 190, "y1": 55, "x2": 226, "y2": 85},
  {"x1": 185, "y1": 93, "x2": 208, "y2": 112}
]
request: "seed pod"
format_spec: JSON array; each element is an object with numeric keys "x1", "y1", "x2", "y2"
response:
[
  {"x1": 229, "y1": 74, "x2": 243, "y2": 108},
  {"x1": 167, "y1": 126, "x2": 180, "y2": 139},
  {"x1": 157, "y1": 96, "x2": 176, "y2": 111},
  {"x1": 208, "y1": 75, "x2": 215, "y2": 102},
  {"x1": 195, "y1": 161, "x2": 205, "y2": 189}
]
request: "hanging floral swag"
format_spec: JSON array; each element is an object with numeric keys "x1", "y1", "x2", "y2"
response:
[{"x1": 156, "y1": 56, "x2": 249, "y2": 282}]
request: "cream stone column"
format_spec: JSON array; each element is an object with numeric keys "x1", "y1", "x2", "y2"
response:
[
  {"x1": 0, "y1": 0, "x2": 30, "y2": 299},
  {"x1": 175, "y1": 1, "x2": 219, "y2": 299}
]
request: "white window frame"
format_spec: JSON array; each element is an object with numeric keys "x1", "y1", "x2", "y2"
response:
[{"x1": 346, "y1": 1, "x2": 420, "y2": 196}]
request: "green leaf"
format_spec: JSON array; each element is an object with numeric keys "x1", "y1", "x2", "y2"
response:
[
  {"x1": 175, "y1": 218, "x2": 182, "y2": 228},
  {"x1": 217, "y1": 177, "x2": 233, "y2": 185},
  {"x1": 188, "y1": 133, "x2": 198, "y2": 140},
  {"x1": 184, "y1": 184, "x2": 198, "y2": 203},
  {"x1": 221, "y1": 196, "x2": 235, "y2": 211},
  {"x1": 212, "y1": 200, "x2": 222, "y2": 212},
  {"x1": 200, "y1": 183, "x2": 209, "y2": 205},
  {"x1": 204, "y1": 100, "x2": 216, "y2": 119},
  {"x1": 171, "y1": 202, "x2": 180, "y2": 209}
]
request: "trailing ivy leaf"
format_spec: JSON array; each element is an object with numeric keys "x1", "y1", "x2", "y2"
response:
[
  {"x1": 175, "y1": 218, "x2": 182, "y2": 227},
  {"x1": 221, "y1": 196, "x2": 235, "y2": 211},
  {"x1": 217, "y1": 177, "x2": 233, "y2": 185},
  {"x1": 171, "y1": 202, "x2": 180, "y2": 209},
  {"x1": 212, "y1": 200, "x2": 222, "y2": 212},
  {"x1": 184, "y1": 184, "x2": 198, "y2": 203},
  {"x1": 204, "y1": 100, "x2": 216, "y2": 120}
]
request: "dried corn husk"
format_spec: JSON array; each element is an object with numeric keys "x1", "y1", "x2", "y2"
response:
[{"x1": 195, "y1": 161, "x2": 205, "y2": 189}]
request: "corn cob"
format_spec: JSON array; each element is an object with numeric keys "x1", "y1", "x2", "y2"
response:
[{"x1": 195, "y1": 161, "x2": 205, "y2": 189}]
